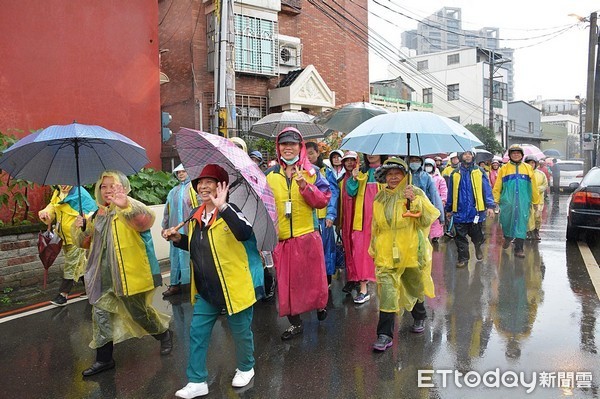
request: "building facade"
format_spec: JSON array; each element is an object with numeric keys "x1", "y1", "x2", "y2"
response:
[
  {"x1": 158, "y1": 0, "x2": 369, "y2": 168},
  {"x1": 391, "y1": 47, "x2": 508, "y2": 142},
  {"x1": 507, "y1": 101, "x2": 545, "y2": 148},
  {"x1": 401, "y1": 7, "x2": 515, "y2": 101}
]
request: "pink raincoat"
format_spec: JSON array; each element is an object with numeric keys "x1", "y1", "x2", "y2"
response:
[
  {"x1": 429, "y1": 172, "x2": 447, "y2": 239},
  {"x1": 267, "y1": 128, "x2": 331, "y2": 317}
]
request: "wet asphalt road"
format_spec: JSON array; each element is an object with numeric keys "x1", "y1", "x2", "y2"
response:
[{"x1": 1, "y1": 193, "x2": 599, "y2": 398}]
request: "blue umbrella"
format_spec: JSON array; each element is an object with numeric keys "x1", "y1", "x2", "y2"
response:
[
  {"x1": 0, "y1": 122, "x2": 149, "y2": 214},
  {"x1": 340, "y1": 111, "x2": 483, "y2": 156}
]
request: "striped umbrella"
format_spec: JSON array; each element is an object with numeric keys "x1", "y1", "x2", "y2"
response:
[{"x1": 175, "y1": 128, "x2": 278, "y2": 251}]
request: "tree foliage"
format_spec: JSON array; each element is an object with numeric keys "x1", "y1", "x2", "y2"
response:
[
  {"x1": 0, "y1": 131, "x2": 36, "y2": 226},
  {"x1": 465, "y1": 124, "x2": 504, "y2": 155}
]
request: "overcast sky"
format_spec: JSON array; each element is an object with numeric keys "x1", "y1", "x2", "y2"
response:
[{"x1": 368, "y1": 0, "x2": 600, "y2": 102}]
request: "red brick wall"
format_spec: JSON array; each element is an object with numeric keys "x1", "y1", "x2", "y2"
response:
[
  {"x1": 159, "y1": 0, "x2": 369, "y2": 153},
  {"x1": 0, "y1": 1, "x2": 161, "y2": 168},
  {"x1": 279, "y1": 0, "x2": 370, "y2": 104}
]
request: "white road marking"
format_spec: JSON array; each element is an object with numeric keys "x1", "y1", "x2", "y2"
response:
[
  {"x1": 578, "y1": 241, "x2": 600, "y2": 300},
  {"x1": 0, "y1": 272, "x2": 171, "y2": 324}
]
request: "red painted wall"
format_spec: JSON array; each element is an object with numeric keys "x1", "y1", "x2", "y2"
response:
[
  {"x1": 0, "y1": 1, "x2": 161, "y2": 167},
  {"x1": 0, "y1": 1, "x2": 160, "y2": 223}
]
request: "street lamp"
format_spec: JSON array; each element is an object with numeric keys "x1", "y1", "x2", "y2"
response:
[{"x1": 575, "y1": 95, "x2": 584, "y2": 159}]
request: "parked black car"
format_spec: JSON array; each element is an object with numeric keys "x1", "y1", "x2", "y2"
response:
[{"x1": 567, "y1": 167, "x2": 600, "y2": 241}]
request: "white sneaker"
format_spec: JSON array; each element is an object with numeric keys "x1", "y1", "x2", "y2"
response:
[
  {"x1": 232, "y1": 368, "x2": 255, "y2": 388},
  {"x1": 175, "y1": 382, "x2": 208, "y2": 398}
]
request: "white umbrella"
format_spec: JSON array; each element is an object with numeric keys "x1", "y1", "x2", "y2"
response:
[{"x1": 340, "y1": 111, "x2": 483, "y2": 155}]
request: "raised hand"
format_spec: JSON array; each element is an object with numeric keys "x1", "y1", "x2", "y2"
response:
[
  {"x1": 109, "y1": 183, "x2": 129, "y2": 208},
  {"x1": 294, "y1": 165, "x2": 307, "y2": 189},
  {"x1": 209, "y1": 182, "x2": 229, "y2": 209}
]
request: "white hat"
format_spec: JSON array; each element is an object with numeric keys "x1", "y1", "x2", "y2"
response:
[
  {"x1": 341, "y1": 151, "x2": 358, "y2": 161},
  {"x1": 173, "y1": 164, "x2": 185, "y2": 173},
  {"x1": 449, "y1": 152, "x2": 458, "y2": 159}
]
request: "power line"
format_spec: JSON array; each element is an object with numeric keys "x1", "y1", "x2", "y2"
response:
[
  {"x1": 371, "y1": 0, "x2": 580, "y2": 42},
  {"x1": 307, "y1": 0, "x2": 485, "y2": 115}
]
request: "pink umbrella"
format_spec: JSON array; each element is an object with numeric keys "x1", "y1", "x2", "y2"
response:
[
  {"x1": 502, "y1": 144, "x2": 546, "y2": 163},
  {"x1": 175, "y1": 128, "x2": 278, "y2": 251}
]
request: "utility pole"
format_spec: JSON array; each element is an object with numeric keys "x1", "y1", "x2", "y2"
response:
[
  {"x1": 214, "y1": 0, "x2": 236, "y2": 137},
  {"x1": 584, "y1": 12, "x2": 597, "y2": 171},
  {"x1": 488, "y1": 50, "x2": 494, "y2": 131}
]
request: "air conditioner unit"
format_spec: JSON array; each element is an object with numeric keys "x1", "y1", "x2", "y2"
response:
[{"x1": 279, "y1": 44, "x2": 301, "y2": 67}]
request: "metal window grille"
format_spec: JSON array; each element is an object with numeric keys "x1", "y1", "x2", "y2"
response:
[
  {"x1": 236, "y1": 94, "x2": 268, "y2": 135},
  {"x1": 234, "y1": 14, "x2": 278, "y2": 76}
]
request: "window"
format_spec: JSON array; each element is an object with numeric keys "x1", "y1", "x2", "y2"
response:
[
  {"x1": 447, "y1": 84, "x2": 459, "y2": 100},
  {"x1": 234, "y1": 14, "x2": 278, "y2": 76},
  {"x1": 509, "y1": 120, "x2": 515, "y2": 132},
  {"x1": 237, "y1": 94, "x2": 268, "y2": 134},
  {"x1": 528, "y1": 122, "x2": 534, "y2": 133},
  {"x1": 417, "y1": 60, "x2": 428, "y2": 71},
  {"x1": 423, "y1": 88, "x2": 433, "y2": 104},
  {"x1": 449, "y1": 116, "x2": 460, "y2": 123},
  {"x1": 447, "y1": 53, "x2": 460, "y2": 65}
]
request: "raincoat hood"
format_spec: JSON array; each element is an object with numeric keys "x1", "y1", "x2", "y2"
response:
[{"x1": 275, "y1": 127, "x2": 315, "y2": 175}]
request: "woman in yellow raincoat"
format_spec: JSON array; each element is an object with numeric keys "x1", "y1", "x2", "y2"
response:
[
  {"x1": 369, "y1": 158, "x2": 440, "y2": 352},
  {"x1": 72, "y1": 170, "x2": 171, "y2": 377},
  {"x1": 39, "y1": 185, "x2": 97, "y2": 306}
]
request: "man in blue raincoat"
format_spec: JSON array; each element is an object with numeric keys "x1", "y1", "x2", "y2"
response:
[{"x1": 445, "y1": 150, "x2": 495, "y2": 268}]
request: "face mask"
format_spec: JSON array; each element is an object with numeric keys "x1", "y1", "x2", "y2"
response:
[
  {"x1": 409, "y1": 162, "x2": 421, "y2": 172},
  {"x1": 281, "y1": 155, "x2": 299, "y2": 165},
  {"x1": 424, "y1": 165, "x2": 434, "y2": 173}
]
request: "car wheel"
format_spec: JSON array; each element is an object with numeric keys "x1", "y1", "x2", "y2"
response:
[{"x1": 566, "y1": 222, "x2": 579, "y2": 241}]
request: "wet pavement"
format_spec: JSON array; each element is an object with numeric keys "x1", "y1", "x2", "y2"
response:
[{"x1": 1, "y1": 193, "x2": 599, "y2": 398}]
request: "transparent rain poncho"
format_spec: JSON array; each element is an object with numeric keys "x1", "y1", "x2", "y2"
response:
[
  {"x1": 72, "y1": 171, "x2": 169, "y2": 348},
  {"x1": 369, "y1": 175, "x2": 440, "y2": 314}
]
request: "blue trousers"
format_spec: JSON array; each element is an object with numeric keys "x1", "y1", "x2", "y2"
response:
[{"x1": 187, "y1": 295, "x2": 255, "y2": 383}]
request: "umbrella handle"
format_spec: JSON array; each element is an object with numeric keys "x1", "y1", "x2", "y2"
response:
[{"x1": 81, "y1": 215, "x2": 87, "y2": 232}]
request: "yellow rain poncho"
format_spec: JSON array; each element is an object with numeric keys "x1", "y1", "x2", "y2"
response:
[
  {"x1": 72, "y1": 171, "x2": 169, "y2": 349},
  {"x1": 369, "y1": 174, "x2": 440, "y2": 314}
]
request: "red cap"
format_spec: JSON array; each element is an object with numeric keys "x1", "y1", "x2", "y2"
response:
[{"x1": 192, "y1": 164, "x2": 229, "y2": 191}]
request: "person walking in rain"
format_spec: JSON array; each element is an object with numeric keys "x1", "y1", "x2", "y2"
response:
[
  {"x1": 524, "y1": 155, "x2": 548, "y2": 241},
  {"x1": 265, "y1": 127, "x2": 331, "y2": 340},
  {"x1": 406, "y1": 155, "x2": 445, "y2": 238},
  {"x1": 423, "y1": 158, "x2": 447, "y2": 242},
  {"x1": 163, "y1": 164, "x2": 264, "y2": 398},
  {"x1": 306, "y1": 141, "x2": 340, "y2": 286},
  {"x1": 39, "y1": 185, "x2": 97, "y2": 306},
  {"x1": 162, "y1": 164, "x2": 195, "y2": 298},
  {"x1": 72, "y1": 170, "x2": 172, "y2": 377},
  {"x1": 442, "y1": 152, "x2": 460, "y2": 183},
  {"x1": 346, "y1": 154, "x2": 387, "y2": 304},
  {"x1": 369, "y1": 158, "x2": 439, "y2": 351},
  {"x1": 493, "y1": 145, "x2": 540, "y2": 258},
  {"x1": 338, "y1": 151, "x2": 359, "y2": 294},
  {"x1": 329, "y1": 150, "x2": 346, "y2": 181},
  {"x1": 445, "y1": 150, "x2": 496, "y2": 268}
]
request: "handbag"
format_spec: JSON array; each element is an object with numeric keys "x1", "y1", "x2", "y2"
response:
[
  {"x1": 38, "y1": 224, "x2": 63, "y2": 289},
  {"x1": 335, "y1": 235, "x2": 346, "y2": 269}
]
